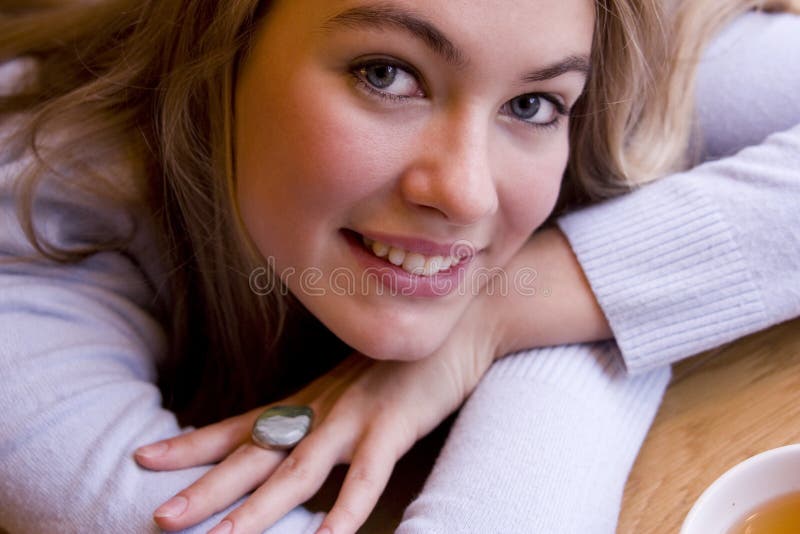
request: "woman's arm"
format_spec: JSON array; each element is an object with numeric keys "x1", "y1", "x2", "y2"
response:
[
  {"x1": 489, "y1": 226, "x2": 612, "y2": 354},
  {"x1": 397, "y1": 342, "x2": 670, "y2": 533}
]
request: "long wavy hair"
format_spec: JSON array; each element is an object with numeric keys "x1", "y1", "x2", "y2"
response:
[{"x1": 0, "y1": 0, "x2": 796, "y2": 426}]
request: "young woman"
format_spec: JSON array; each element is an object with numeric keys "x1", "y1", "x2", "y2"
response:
[{"x1": 1, "y1": 1, "x2": 798, "y2": 533}]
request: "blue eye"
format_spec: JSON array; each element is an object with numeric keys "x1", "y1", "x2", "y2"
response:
[
  {"x1": 510, "y1": 95, "x2": 542, "y2": 119},
  {"x1": 363, "y1": 64, "x2": 397, "y2": 89},
  {"x1": 503, "y1": 93, "x2": 567, "y2": 127},
  {"x1": 352, "y1": 60, "x2": 424, "y2": 100}
]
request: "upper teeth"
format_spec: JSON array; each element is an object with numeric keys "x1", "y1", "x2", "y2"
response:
[{"x1": 362, "y1": 236, "x2": 464, "y2": 276}]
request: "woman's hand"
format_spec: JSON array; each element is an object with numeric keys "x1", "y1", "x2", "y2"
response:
[{"x1": 133, "y1": 294, "x2": 503, "y2": 534}]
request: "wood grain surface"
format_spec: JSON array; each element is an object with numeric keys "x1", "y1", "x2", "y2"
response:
[{"x1": 618, "y1": 318, "x2": 800, "y2": 533}]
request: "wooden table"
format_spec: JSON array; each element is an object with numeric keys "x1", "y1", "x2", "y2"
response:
[{"x1": 618, "y1": 318, "x2": 800, "y2": 533}]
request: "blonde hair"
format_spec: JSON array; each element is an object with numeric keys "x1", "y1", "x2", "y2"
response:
[
  {"x1": 565, "y1": 0, "x2": 800, "y2": 205},
  {"x1": 0, "y1": 0, "x2": 795, "y2": 425},
  {"x1": 0, "y1": 0, "x2": 295, "y2": 425}
]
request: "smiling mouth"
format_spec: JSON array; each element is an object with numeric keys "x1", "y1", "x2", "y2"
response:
[{"x1": 343, "y1": 229, "x2": 467, "y2": 276}]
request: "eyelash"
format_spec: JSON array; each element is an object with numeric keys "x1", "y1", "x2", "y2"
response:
[{"x1": 348, "y1": 59, "x2": 570, "y2": 130}]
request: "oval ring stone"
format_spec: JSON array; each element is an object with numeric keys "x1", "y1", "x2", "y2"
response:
[{"x1": 251, "y1": 405, "x2": 314, "y2": 450}]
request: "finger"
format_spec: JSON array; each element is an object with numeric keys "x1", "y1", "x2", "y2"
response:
[
  {"x1": 153, "y1": 442, "x2": 285, "y2": 532},
  {"x1": 134, "y1": 407, "x2": 263, "y2": 470},
  {"x1": 207, "y1": 424, "x2": 348, "y2": 534},
  {"x1": 315, "y1": 424, "x2": 401, "y2": 534}
]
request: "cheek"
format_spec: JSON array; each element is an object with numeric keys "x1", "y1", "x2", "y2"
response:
[
  {"x1": 235, "y1": 69, "x2": 404, "y2": 262},
  {"x1": 240, "y1": 95, "x2": 361, "y2": 212},
  {"x1": 499, "y1": 136, "x2": 569, "y2": 243}
]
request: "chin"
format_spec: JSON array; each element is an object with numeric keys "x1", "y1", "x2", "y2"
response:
[
  {"x1": 305, "y1": 295, "x2": 463, "y2": 361},
  {"x1": 342, "y1": 326, "x2": 449, "y2": 362}
]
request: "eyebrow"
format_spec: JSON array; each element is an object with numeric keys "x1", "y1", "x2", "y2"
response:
[
  {"x1": 521, "y1": 55, "x2": 592, "y2": 83},
  {"x1": 322, "y1": 4, "x2": 466, "y2": 67},
  {"x1": 321, "y1": 3, "x2": 591, "y2": 82}
]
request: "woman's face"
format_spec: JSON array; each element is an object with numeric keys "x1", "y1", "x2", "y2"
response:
[{"x1": 235, "y1": 0, "x2": 594, "y2": 360}]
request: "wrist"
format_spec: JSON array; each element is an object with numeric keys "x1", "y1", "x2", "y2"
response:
[
  {"x1": 477, "y1": 227, "x2": 612, "y2": 361},
  {"x1": 464, "y1": 287, "x2": 510, "y2": 365}
]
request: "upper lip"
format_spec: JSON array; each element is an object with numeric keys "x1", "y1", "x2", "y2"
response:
[{"x1": 355, "y1": 229, "x2": 486, "y2": 258}]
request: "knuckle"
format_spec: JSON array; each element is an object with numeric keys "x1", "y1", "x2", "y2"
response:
[
  {"x1": 277, "y1": 454, "x2": 312, "y2": 482},
  {"x1": 333, "y1": 503, "x2": 362, "y2": 526},
  {"x1": 348, "y1": 465, "x2": 376, "y2": 487},
  {"x1": 153, "y1": 437, "x2": 180, "y2": 457},
  {"x1": 183, "y1": 431, "x2": 205, "y2": 448},
  {"x1": 369, "y1": 418, "x2": 413, "y2": 458}
]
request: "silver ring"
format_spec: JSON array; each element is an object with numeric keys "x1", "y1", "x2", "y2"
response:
[{"x1": 251, "y1": 405, "x2": 314, "y2": 450}]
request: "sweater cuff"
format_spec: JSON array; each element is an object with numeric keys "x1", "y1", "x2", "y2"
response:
[{"x1": 557, "y1": 177, "x2": 767, "y2": 374}]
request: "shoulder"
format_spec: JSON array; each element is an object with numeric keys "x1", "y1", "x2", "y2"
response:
[
  {"x1": 695, "y1": 10, "x2": 800, "y2": 159},
  {"x1": 0, "y1": 129, "x2": 170, "y2": 318}
]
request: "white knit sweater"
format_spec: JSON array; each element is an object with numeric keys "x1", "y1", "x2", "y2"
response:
[{"x1": 1, "y1": 11, "x2": 798, "y2": 534}]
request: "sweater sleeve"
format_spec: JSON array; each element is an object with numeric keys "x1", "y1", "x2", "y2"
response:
[
  {"x1": 396, "y1": 342, "x2": 671, "y2": 533},
  {"x1": 0, "y1": 163, "x2": 324, "y2": 533},
  {"x1": 557, "y1": 12, "x2": 800, "y2": 374}
]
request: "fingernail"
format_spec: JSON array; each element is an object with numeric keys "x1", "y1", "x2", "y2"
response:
[
  {"x1": 154, "y1": 495, "x2": 188, "y2": 518},
  {"x1": 208, "y1": 520, "x2": 233, "y2": 534},
  {"x1": 135, "y1": 442, "x2": 169, "y2": 458},
  {"x1": 316, "y1": 528, "x2": 332, "y2": 534}
]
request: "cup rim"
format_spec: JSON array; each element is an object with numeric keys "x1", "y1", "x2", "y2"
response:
[{"x1": 680, "y1": 443, "x2": 800, "y2": 533}]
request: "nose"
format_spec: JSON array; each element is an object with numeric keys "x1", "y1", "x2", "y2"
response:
[{"x1": 398, "y1": 110, "x2": 499, "y2": 226}]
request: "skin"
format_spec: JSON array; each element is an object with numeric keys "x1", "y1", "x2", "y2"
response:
[
  {"x1": 135, "y1": 1, "x2": 596, "y2": 533},
  {"x1": 234, "y1": 0, "x2": 593, "y2": 361}
]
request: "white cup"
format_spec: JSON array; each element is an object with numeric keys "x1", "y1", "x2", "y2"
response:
[{"x1": 680, "y1": 444, "x2": 800, "y2": 534}]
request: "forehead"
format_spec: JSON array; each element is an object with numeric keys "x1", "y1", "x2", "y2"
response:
[
  {"x1": 262, "y1": 0, "x2": 596, "y2": 68},
  {"x1": 315, "y1": 0, "x2": 596, "y2": 64}
]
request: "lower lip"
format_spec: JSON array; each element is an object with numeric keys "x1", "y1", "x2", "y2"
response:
[{"x1": 341, "y1": 230, "x2": 470, "y2": 298}]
